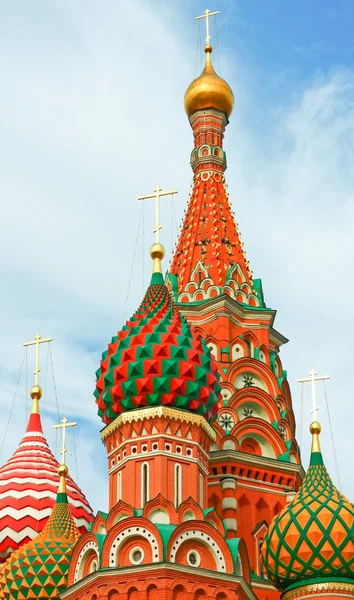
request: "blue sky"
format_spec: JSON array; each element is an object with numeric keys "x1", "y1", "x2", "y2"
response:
[{"x1": 0, "y1": 0, "x2": 353, "y2": 512}]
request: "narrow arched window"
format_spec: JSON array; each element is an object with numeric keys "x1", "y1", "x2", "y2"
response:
[
  {"x1": 199, "y1": 473, "x2": 204, "y2": 509},
  {"x1": 117, "y1": 471, "x2": 122, "y2": 501},
  {"x1": 141, "y1": 462, "x2": 149, "y2": 506},
  {"x1": 175, "y1": 464, "x2": 182, "y2": 507}
]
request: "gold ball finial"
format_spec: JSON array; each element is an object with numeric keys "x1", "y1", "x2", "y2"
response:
[
  {"x1": 150, "y1": 243, "x2": 165, "y2": 261},
  {"x1": 204, "y1": 44, "x2": 212, "y2": 53},
  {"x1": 30, "y1": 385, "x2": 42, "y2": 400},
  {"x1": 310, "y1": 421, "x2": 321, "y2": 435},
  {"x1": 58, "y1": 464, "x2": 68, "y2": 478}
]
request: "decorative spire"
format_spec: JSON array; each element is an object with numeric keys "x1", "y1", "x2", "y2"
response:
[
  {"x1": 23, "y1": 333, "x2": 53, "y2": 414},
  {"x1": 170, "y1": 14, "x2": 258, "y2": 301}
]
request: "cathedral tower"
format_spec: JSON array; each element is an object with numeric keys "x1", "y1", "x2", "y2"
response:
[{"x1": 168, "y1": 17, "x2": 303, "y2": 586}]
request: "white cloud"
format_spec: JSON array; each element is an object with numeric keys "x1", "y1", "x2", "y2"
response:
[{"x1": 0, "y1": 0, "x2": 353, "y2": 515}]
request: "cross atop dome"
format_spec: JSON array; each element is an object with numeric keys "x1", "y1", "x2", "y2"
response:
[
  {"x1": 297, "y1": 369, "x2": 330, "y2": 422},
  {"x1": 23, "y1": 333, "x2": 53, "y2": 414},
  {"x1": 195, "y1": 8, "x2": 220, "y2": 46},
  {"x1": 138, "y1": 185, "x2": 178, "y2": 275}
]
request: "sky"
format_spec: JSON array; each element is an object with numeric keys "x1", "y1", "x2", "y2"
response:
[{"x1": 0, "y1": 0, "x2": 353, "y2": 512}]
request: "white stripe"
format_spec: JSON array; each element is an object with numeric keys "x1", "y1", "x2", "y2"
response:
[
  {"x1": 0, "y1": 490, "x2": 90, "y2": 508},
  {"x1": 0, "y1": 506, "x2": 52, "y2": 520},
  {"x1": 17, "y1": 441, "x2": 50, "y2": 449},
  {"x1": 22, "y1": 431, "x2": 46, "y2": 439}
]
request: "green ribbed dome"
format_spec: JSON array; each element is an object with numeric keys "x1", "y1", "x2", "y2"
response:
[{"x1": 261, "y1": 424, "x2": 354, "y2": 591}]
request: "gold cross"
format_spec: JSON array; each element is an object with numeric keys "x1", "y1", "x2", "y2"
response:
[
  {"x1": 138, "y1": 185, "x2": 178, "y2": 244},
  {"x1": 52, "y1": 417, "x2": 77, "y2": 466},
  {"x1": 195, "y1": 8, "x2": 220, "y2": 45},
  {"x1": 24, "y1": 333, "x2": 53, "y2": 387},
  {"x1": 297, "y1": 369, "x2": 330, "y2": 421}
]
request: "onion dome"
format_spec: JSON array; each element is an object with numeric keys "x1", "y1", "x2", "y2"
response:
[
  {"x1": 0, "y1": 386, "x2": 93, "y2": 562},
  {"x1": 95, "y1": 243, "x2": 221, "y2": 424},
  {"x1": 261, "y1": 421, "x2": 354, "y2": 591},
  {"x1": 184, "y1": 45, "x2": 234, "y2": 118},
  {"x1": 0, "y1": 465, "x2": 80, "y2": 600}
]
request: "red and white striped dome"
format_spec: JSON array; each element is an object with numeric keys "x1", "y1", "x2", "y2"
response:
[{"x1": 0, "y1": 411, "x2": 94, "y2": 562}]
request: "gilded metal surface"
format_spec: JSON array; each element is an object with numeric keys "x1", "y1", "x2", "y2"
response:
[
  {"x1": 282, "y1": 580, "x2": 354, "y2": 600},
  {"x1": 184, "y1": 47, "x2": 234, "y2": 118},
  {"x1": 310, "y1": 421, "x2": 321, "y2": 453},
  {"x1": 101, "y1": 405, "x2": 216, "y2": 441}
]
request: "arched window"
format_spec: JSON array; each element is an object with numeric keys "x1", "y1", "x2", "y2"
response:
[
  {"x1": 199, "y1": 473, "x2": 204, "y2": 509},
  {"x1": 175, "y1": 464, "x2": 182, "y2": 507},
  {"x1": 117, "y1": 471, "x2": 122, "y2": 501},
  {"x1": 141, "y1": 462, "x2": 149, "y2": 506}
]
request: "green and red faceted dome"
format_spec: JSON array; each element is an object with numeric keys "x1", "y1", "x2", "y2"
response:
[{"x1": 94, "y1": 271, "x2": 221, "y2": 424}]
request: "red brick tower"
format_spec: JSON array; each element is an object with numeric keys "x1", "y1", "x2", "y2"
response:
[
  {"x1": 168, "y1": 35, "x2": 304, "y2": 597},
  {"x1": 64, "y1": 248, "x2": 256, "y2": 600}
]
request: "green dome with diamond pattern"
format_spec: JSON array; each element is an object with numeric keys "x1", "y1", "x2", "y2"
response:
[{"x1": 261, "y1": 424, "x2": 354, "y2": 591}]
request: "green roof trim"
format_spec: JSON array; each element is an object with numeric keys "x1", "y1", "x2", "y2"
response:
[
  {"x1": 155, "y1": 524, "x2": 177, "y2": 559},
  {"x1": 226, "y1": 538, "x2": 241, "y2": 574},
  {"x1": 310, "y1": 451, "x2": 324, "y2": 466}
]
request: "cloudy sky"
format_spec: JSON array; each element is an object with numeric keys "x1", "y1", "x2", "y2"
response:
[{"x1": 1, "y1": 0, "x2": 353, "y2": 512}]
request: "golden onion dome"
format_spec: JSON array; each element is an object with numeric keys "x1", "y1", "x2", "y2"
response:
[{"x1": 184, "y1": 45, "x2": 234, "y2": 118}]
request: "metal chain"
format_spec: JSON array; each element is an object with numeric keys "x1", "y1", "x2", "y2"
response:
[
  {"x1": 25, "y1": 347, "x2": 28, "y2": 423},
  {"x1": 122, "y1": 202, "x2": 144, "y2": 325},
  {"x1": 0, "y1": 350, "x2": 26, "y2": 458},
  {"x1": 49, "y1": 343, "x2": 60, "y2": 423},
  {"x1": 194, "y1": 18, "x2": 201, "y2": 78},
  {"x1": 142, "y1": 200, "x2": 145, "y2": 292},
  {"x1": 42, "y1": 343, "x2": 50, "y2": 405},
  {"x1": 299, "y1": 382, "x2": 304, "y2": 450},
  {"x1": 214, "y1": 15, "x2": 221, "y2": 72},
  {"x1": 72, "y1": 427, "x2": 79, "y2": 484},
  {"x1": 322, "y1": 380, "x2": 342, "y2": 491}
]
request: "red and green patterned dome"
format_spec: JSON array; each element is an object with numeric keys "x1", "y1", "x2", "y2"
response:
[
  {"x1": 95, "y1": 271, "x2": 221, "y2": 424},
  {"x1": 0, "y1": 467, "x2": 80, "y2": 600},
  {"x1": 261, "y1": 422, "x2": 354, "y2": 591}
]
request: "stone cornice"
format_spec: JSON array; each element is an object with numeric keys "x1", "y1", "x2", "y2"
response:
[
  {"x1": 209, "y1": 449, "x2": 305, "y2": 481},
  {"x1": 61, "y1": 563, "x2": 257, "y2": 600},
  {"x1": 177, "y1": 296, "x2": 289, "y2": 347},
  {"x1": 100, "y1": 406, "x2": 216, "y2": 442}
]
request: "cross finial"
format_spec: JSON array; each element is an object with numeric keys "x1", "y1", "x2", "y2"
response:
[
  {"x1": 24, "y1": 333, "x2": 53, "y2": 387},
  {"x1": 138, "y1": 185, "x2": 178, "y2": 245},
  {"x1": 52, "y1": 417, "x2": 77, "y2": 466},
  {"x1": 195, "y1": 8, "x2": 220, "y2": 46},
  {"x1": 297, "y1": 369, "x2": 330, "y2": 422}
]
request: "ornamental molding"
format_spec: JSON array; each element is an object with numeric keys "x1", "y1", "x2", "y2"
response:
[
  {"x1": 101, "y1": 406, "x2": 216, "y2": 442},
  {"x1": 60, "y1": 563, "x2": 257, "y2": 600},
  {"x1": 177, "y1": 295, "x2": 288, "y2": 346},
  {"x1": 209, "y1": 449, "x2": 305, "y2": 481},
  {"x1": 282, "y1": 580, "x2": 354, "y2": 600}
]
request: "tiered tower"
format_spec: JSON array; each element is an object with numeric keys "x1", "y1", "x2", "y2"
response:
[
  {"x1": 63, "y1": 245, "x2": 256, "y2": 600},
  {"x1": 168, "y1": 18, "x2": 303, "y2": 590},
  {"x1": 0, "y1": 337, "x2": 93, "y2": 562}
]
